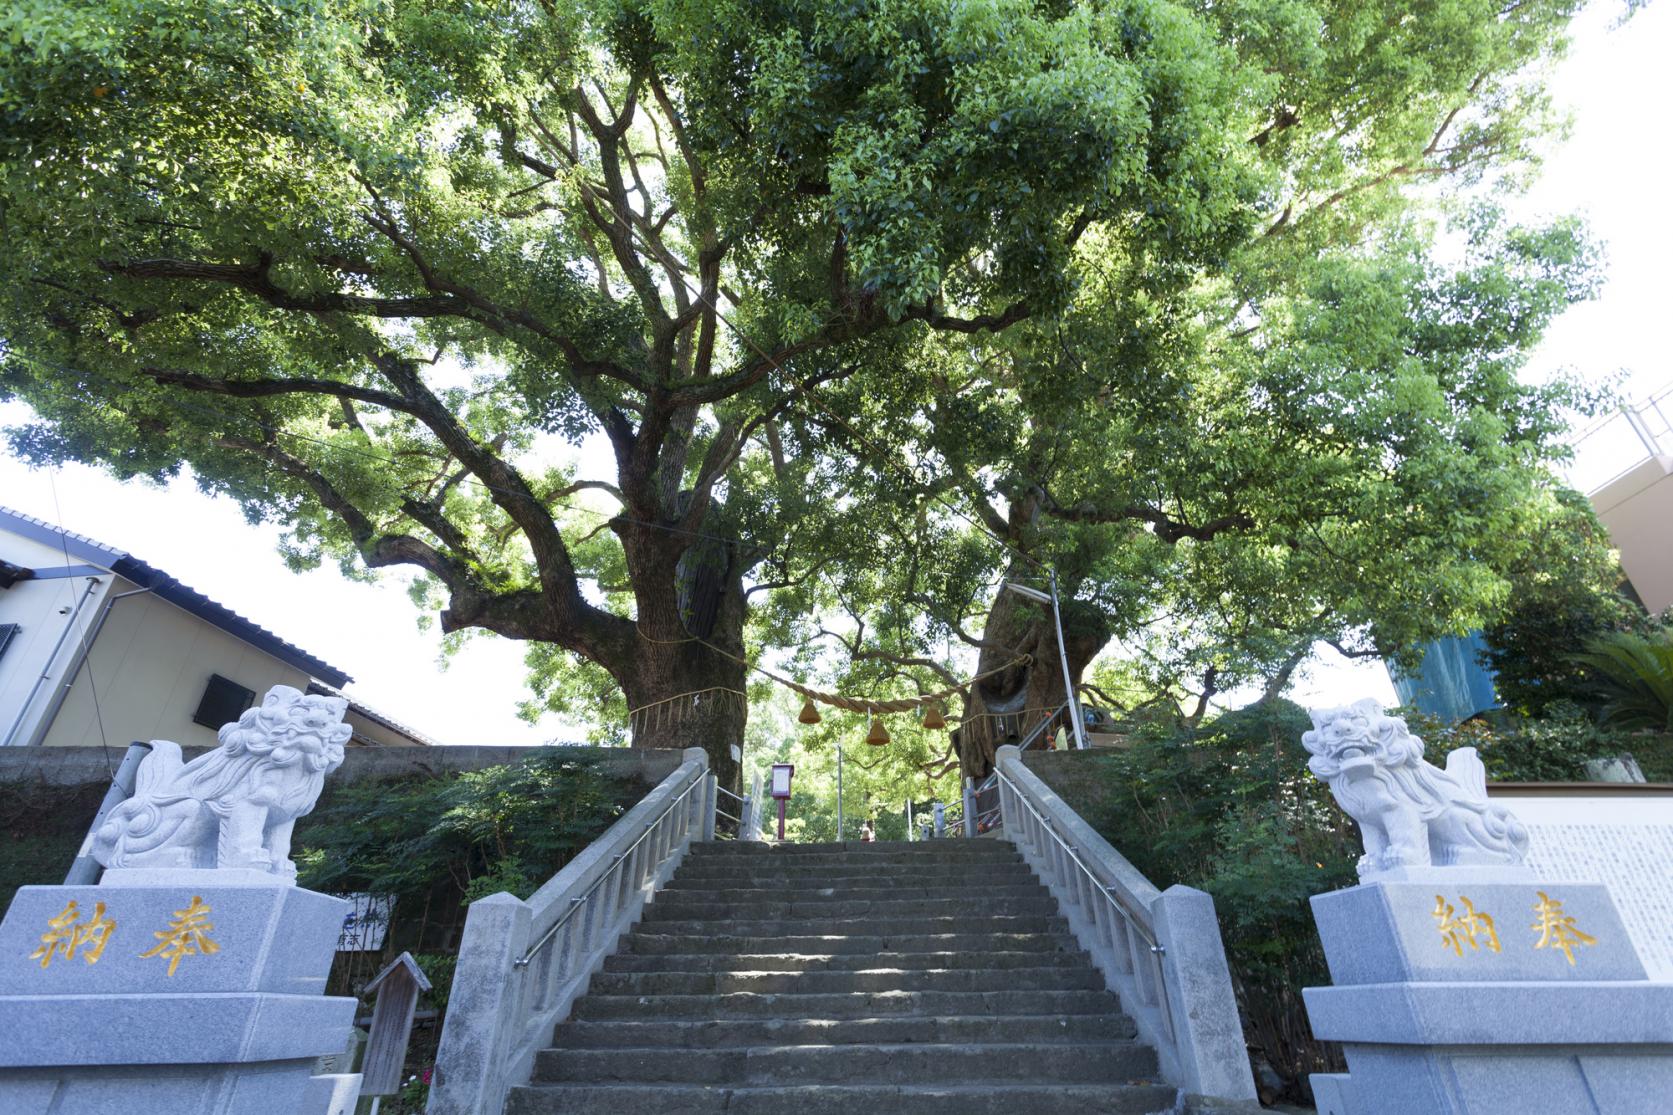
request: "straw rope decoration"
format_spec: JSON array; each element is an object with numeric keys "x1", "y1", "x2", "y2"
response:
[
  {"x1": 628, "y1": 686, "x2": 749, "y2": 738},
  {"x1": 625, "y1": 629, "x2": 1023, "y2": 726}
]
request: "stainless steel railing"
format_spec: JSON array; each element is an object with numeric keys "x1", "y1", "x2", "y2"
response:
[{"x1": 947, "y1": 701, "x2": 1069, "y2": 837}]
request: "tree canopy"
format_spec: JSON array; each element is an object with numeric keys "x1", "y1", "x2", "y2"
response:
[{"x1": 0, "y1": 0, "x2": 1603, "y2": 787}]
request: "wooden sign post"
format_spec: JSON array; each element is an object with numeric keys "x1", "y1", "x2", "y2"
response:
[{"x1": 359, "y1": 951, "x2": 432, "y2": 1104}]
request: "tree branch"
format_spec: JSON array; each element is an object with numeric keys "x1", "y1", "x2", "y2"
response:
[{"x1": 1040, "y1": 492, "x2": 1255, "y2": 543}]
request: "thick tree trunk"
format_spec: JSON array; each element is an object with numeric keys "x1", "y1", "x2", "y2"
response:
[
  {"x1": 620, "y1": 625, "x2": 748, "y2": 792},
  {"x1": 954, "y1": 570, "x2": 1109, "y2": 779},
  {"x1": 613, "y1": 517, "x2": 751, "y2": 792}
]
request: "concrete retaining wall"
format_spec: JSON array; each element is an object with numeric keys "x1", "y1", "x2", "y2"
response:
[
  {"x1": 0, "y1": 744, "x2": 685, "y2": 789},
  {"x1": 1018, "y1": 749, "x2": 1121, "y2": 821}
]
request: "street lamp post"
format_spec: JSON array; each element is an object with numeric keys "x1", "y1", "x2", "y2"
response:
[
  {"x1": 835, "y1": 734, "x2": 844, "y2": 841},
  {"x1": 1002, "y1": 571, "x2": 1087, "y2": 751}
]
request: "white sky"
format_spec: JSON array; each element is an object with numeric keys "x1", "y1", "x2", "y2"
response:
[{"x1": 3, "y1": 0, "x2": 1668, "y2": 742}]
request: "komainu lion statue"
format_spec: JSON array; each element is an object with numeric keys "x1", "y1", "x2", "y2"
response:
[
  {"x1": 91, "y1": 685, "x2": 350, "y2": 879},
  {"x1": 1302, "y1": 699, "x2": 1529, "y2": 880}
]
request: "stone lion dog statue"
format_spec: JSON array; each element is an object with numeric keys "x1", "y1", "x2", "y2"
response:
[
  {"x1": 1302, "y1": 699, "x2": 1529, "y2": 880},
  {"x1": 91, "y1": 685, "x2": 350, "y2": 879}
]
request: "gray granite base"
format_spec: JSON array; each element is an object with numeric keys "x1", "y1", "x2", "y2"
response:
[
  {"x1": 0, "y1": 879, "x2": 355, "y2": 1115},
  {"x1": 1305, "y1": 878, "x2": 1673, "y2": 1114}
]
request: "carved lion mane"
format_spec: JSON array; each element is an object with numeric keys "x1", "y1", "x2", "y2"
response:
[
  {"x1": 92, "y1": 685, "x2": 350, "y2": 876},
  {"x1": 1302, "y1": 699, "x2": 1528, "y2": 880}
]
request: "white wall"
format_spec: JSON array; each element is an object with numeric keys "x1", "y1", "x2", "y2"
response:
[{"x1": 0, "y1": 528, "x2": 114, "y2": 747}]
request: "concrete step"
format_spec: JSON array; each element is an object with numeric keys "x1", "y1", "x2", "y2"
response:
[
  {"x1": 505, "y1": 1082, "x2": 1179, "y2": 1115},
  {"x1": 568, "y1": 987, "x2": 1123, "y2": 1021},
  {"x1": 683, "y1": 850, "x2": 1023, "y2": 870},
  {"x1": 667, "y1": 871, "x2": 1041, "y2": 892},
  {"x1": 602, "y1": 949, "x2": 1088, "y2": 974},
  {"x1": 659, "y1": 879, "x2": 1045, "y2": 900},
  {"x1": 586, "y1": 966, "x2": 1104, "y2": 997},
  {"x1": 631, "y1": 913, "x2": 1068, "y2": 938},
  {"x1": 619, "y1": 930, "x2": 1080, "y2": 957},
  {"x1": 681, "y1": 846, "x2": 1024, "y2": 863},
  {"x1": 643, "y1": 896, "x2": 1059, "y2": 921},
  {"x1": 689, "y1": 840, "x2": 1019, "y2": 857},
  {"x1": 549, "y1": 1013, "x2": 1140, "y2": 1049},
  {"x1": 532, "y1": 1040, "x2": 1158, "y2": 1086}
]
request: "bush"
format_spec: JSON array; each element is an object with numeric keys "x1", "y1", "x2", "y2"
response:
[
  {"x1": 0, "y1": 781, "x2": 106, "y2": 912},
  {"x1": 1574, "y1": 630, "x2": 1673, "y2": 732},
  {"x1": 1406, "y1": 704, "x2": 1673, "y2": 782},
  {"x1": 295, "y1": 750, "x2": 646, "y2": 953}
]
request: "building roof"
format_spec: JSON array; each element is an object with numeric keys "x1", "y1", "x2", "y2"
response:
[
  {"x1": 308, "y1": 681, "x2": 441, "y2": 747},
  {"x1": 0, "y1": 505, "x2": 352, "y2": 687}
]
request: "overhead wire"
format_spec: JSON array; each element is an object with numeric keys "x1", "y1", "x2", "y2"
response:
[{"x1": 44, "y1": 469, "x2": 116, "y2": 777}]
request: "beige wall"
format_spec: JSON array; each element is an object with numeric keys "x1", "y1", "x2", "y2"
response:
[
  {"x1": 343, "y1": 707, "x2": 428, "y2": 748},
  {"x1": 1591, "y1": 454, "x2": 1673, "y2": 615},
  {"x1": 38, "y1": 577, "x2": 313, "y2": 749}
]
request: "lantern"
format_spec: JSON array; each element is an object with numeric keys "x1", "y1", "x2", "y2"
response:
[
  {"x1": 922, "y1": 701, "x2": 947, "y2": 731},
  {"x1": 865, "y1": 714, "x2": 890, "y2": 746},
  {"x1": 797, "y1": 697, "x2": 822, "y2": 725}
]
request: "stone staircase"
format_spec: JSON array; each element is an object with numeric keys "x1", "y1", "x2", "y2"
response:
[{"x1": 505, "y1": 839, "x2": 1177, "y2": 1114}]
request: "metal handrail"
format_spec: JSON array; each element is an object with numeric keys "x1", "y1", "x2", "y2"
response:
[
  {"x1": 964, "y1": 701, "x2": 1070, "y2": 832},
  {"x1": 715, "y1": 783, "x2": 745, "y2": 805},
  {"x1": 996, "y1": 764, "x2": 1160, "y2": 942},
  {"x1": 1015, "y1": 700, "x2": 1070, "y2": 752},
  {"x1": 513, "y1": 773, "x2": 705, "y2": 969}
]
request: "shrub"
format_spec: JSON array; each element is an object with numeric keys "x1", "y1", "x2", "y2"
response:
[
  {"x1": 295, "y1": 750, "x2": 645, "y2": 953},
  {"x1": 0, "y1": 781, "x2": 106, "y2": 912},
  {"x1": 1574, "y1": 631, "x2": 1673, "y2": 732}
]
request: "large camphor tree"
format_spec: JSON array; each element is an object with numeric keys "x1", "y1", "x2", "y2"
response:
[
  {"x1": 0, "y1": 0, "x2": 1591, "y2": 786},
  {"x1": 767, "y1": 0, "x2": 1601, "y2": 778},
  {"x1": 785, "y1": 207, "x2": 1598, "y2": 782}
]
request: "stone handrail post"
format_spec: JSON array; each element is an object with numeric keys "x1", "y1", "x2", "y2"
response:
[
  {"x1": 992, "y1": 745, "x2": 1256, "y2": 1106},
  {"x1": 428, "y1": 747, "x2": 710, "y2": 1115},
  {"x1": 702, "y1": 773, "x2": 718, "y2": 842},
  {"x1": 740, "y1": 770, "x2": 765, "y2": 841}
]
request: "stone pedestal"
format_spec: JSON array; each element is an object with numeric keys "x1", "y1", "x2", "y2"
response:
[
  {"x1": 0, "y1": 874, "x2": 356, "y2": 1115},
  {"x1": 1305, "y1": 874, "x2": 1673, "y2": 1114}
]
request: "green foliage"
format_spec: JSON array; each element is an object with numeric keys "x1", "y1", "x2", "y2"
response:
[
  {"x1": 0, "y1": 0, "x2": 1601, "y2": 775},
  {"x1": 1573, "y1": 630, "x2": 1673, "y2": 732},
  {"x1": 1404, "y1": 704, "x2": 1616, "y2": 782},
  {"x1": 294, "y1": 752, "x2": 644, "y2": 947},
  {"x1": 744, "y1": 685, "x2": 962, "y2": 843},
  {"x1": 412, "y1": 952, "x2": 458, "y2": 1014},
  {"x1": 1481, "y1": 489, "x2": 1647, "y2": 716}
]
